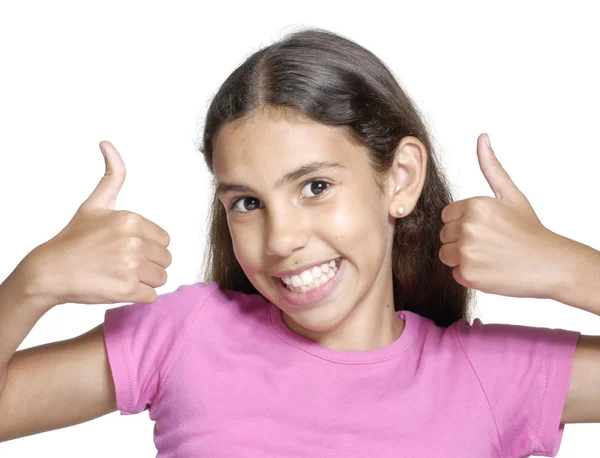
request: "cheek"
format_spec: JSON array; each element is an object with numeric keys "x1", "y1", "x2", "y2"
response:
[
  {"x1": 318, "y1": 190, "x2": 388, "y2": 248},
  {"x1": 228, "y1": 220, "x2": 263, "y2": 273}
]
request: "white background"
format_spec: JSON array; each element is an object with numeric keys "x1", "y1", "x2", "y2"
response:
[{"x1": 1, "y1": 0, "x2": 599, "y2": 456}]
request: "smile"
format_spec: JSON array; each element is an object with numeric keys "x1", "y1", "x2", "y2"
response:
[{"x1": 280, "y1": 257, "x2": 341, "y2": 293}]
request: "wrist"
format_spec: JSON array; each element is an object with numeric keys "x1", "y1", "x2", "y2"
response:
[
  {"x1": 543, "y1": 232, "x2": 583, "y2": 304},
  {"x1": 9, "y1": 249, "x2": 63, "y2": 313}
]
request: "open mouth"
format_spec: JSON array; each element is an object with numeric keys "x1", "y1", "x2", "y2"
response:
[{"x1": 279, "y1": 257, "x2": 342, "y2": 293}]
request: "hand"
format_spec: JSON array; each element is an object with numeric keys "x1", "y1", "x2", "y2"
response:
[
  {"x1": 438, "y1": 133, "x2": 562, "y2": 299},
  {"x1": 24, "y1": 141, "x2": 172, "y2": 306}
]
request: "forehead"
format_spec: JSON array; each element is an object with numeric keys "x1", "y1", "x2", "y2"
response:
[{"x1": 212, "y1": 109, "x2": 367, "y2": 183}]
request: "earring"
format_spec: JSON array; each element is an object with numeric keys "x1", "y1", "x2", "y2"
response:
[{"x1": 396, "y1": 205, "x2": 405, "y2": 216}]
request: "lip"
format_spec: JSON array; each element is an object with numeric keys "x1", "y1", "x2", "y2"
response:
[
  {"x1": 275, "y1": 258, "x2": 345, "y2": 308},
  {"x1": 270, "y1": 257, "x2": 341, "y2": 278}
]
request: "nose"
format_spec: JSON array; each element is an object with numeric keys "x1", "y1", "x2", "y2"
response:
[{"x1": 264, "y1": 207, "x2": 309, "y2": 257}]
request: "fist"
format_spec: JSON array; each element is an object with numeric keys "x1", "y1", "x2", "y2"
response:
[
  {"x1": 438, "y1": 133, "x2": 559, "y2": 299},
  {"x1": 27, "y1": 141, "x2": 172, "y2": 306}
]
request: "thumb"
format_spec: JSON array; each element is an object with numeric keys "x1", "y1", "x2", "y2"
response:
[
  {"x1": 81, "y1": 140, "x2": 126, "y2": 210},
  {"x1": 476, "y1": 133, "x2": 522, "y2": 201}
]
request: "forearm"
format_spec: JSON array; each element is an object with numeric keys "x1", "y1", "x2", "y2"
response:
[
  {"x1": 548, "y1": 233, "x2": 600, "y2": 316},
  {"x1": 0, "y1": 253, "x2": 58, "y2": 392}
]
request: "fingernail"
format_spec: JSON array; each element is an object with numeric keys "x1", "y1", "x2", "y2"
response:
[{"x1": 483, "y1": 133, "x2": 492, "y2": 148}]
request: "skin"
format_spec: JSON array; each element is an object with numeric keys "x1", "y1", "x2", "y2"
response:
[
  {"x1": 1, "y1": 122, "x2": 598, "y2": 444},
  {"x1": 212, "y1": 107, "x2": 427, "y2": 352}
]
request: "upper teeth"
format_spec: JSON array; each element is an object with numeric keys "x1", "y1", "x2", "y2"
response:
[{"x1": 282, "y1": 259, "x2": 337, "y2": 287}]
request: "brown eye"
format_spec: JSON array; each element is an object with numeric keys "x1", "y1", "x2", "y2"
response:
[
  {"x1": 300, "y1": 180, "x2": 330, "y2": 198},
  {"x1": 233, "y1": 197, "x2": 263, "y2": 212}
]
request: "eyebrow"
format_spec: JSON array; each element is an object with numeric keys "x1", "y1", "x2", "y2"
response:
[{"x1": 216, "y1": 160, "x2": 344, "y2": 195}]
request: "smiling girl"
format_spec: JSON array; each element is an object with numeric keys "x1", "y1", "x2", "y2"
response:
[{"x1": 1, "y1": 28, "x2": 598, "y2": 457}]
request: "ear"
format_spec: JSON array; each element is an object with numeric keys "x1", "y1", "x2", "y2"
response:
[{"x1": 386, "y1": 136, "x2": 428, "y2": 218}]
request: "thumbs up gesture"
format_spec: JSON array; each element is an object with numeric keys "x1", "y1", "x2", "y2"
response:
[
  {"x1": 439, "y1": 133, "x2": 563, "y2": 299},
  {"x1": 24, "y1": 141, "x2": 172, "y2": 307}
]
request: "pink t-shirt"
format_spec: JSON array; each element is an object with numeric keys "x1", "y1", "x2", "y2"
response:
[{"x1": 103, "y1": 282, "x2": 580, "y2": 457}]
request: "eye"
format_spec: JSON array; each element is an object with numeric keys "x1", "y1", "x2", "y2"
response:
[
  {"x1": 232, "y1": 197, "x2": 263, "y2": 213},
  {"x1": 300, "y1": 180, "x2": 330, "y2": 198}
]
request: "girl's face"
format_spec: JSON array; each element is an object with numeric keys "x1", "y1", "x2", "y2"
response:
[{"x1": 212, "y1": 108, "x2": 424, "y2": 340}]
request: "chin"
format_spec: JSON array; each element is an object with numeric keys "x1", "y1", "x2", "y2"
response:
[{"x1": 282, "y1": 292, "x2": 354, "y2": 332}]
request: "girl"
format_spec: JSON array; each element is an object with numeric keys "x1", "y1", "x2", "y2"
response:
[{"x1": 0, "y1": 28, "x2": 598, "y2": 457}]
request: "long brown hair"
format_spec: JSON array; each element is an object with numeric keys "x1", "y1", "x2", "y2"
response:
[{"x1": 197, "y1": 28, "x2": 475, "y2": 327}]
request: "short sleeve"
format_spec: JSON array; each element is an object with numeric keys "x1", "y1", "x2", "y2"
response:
[
  {"x1": 103, "y1": 282, "x2": 218, "y2": 415},
  {"x1": 453, "y1": 318, "x2": 580, "y2": 457}
]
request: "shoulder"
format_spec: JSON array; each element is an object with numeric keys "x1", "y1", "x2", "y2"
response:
[
  {"x1": 102, "y1": 282, "x2": 269, "y2": 414},
  {"x1": 449, "y1": 316, "x2": 580, "y2": 358},
  {"x1": 407, "y1": 311, "x2": 579, "y2": 374},
  {"x1": 104, "y1": 281, "x2": 220, "y2": 328},
  {"x1": 105, "y1": 281, "x2": 272, "y2": 333}
]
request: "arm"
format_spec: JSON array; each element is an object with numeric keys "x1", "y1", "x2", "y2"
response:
[
  {"x1": 0, "y1": 140, "x2": 170, "y2": 440},
  {"x1": 543, "y1": 235, "x2": 600, "y2": 425},
  {"x1": 0, "y1": 258, "x2": 117, "y2": 442},
  {"x1": 438, "y1": 134, "x2": 600, "y2": 425},
  {"x1": 547, "y1": 234, "x2": 600, "y2": 316}
]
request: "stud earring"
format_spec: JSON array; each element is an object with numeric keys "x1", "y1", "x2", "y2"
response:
[{"x1": 396, "y1": 205, "x2": 405, "y2": 216}]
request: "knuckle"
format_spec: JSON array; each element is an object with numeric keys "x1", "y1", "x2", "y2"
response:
[
  {"x1": 120, "y1": 281, "x2": 138, "y2": 298},
  {"x1": 452, "y1": 266, "x2": 461, "y2": 282},
  {"x1": 124, "y1": 236, "x2": 145, "y2": 252},
  {"x1": 468, "y1": 198, "x2": 484, "y2": 213},
  {"x1": 472, "y1": 197, "x2": 491, "y2": 216},
  {"x1": 458, "y1": 243, "x2": 476, "y2": 261},
  {"x1": 461, "y1": 222, "x2": 476, "y2": 238},
  {"x1": 453, "y1": 266, "x2": 468, "y2": 287},
  {"x1": 142, "y1": 288, "x2": 158, "y2": 304},
  {"x1": 120, "y1": 255, "x2": 141, "y2": 274},
  {"x1": 459, "y1": 267, "x2": 474, "y2": 286},
  {"x1": 117, "y1": 211, "x2": 141, "y2": 232}
]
